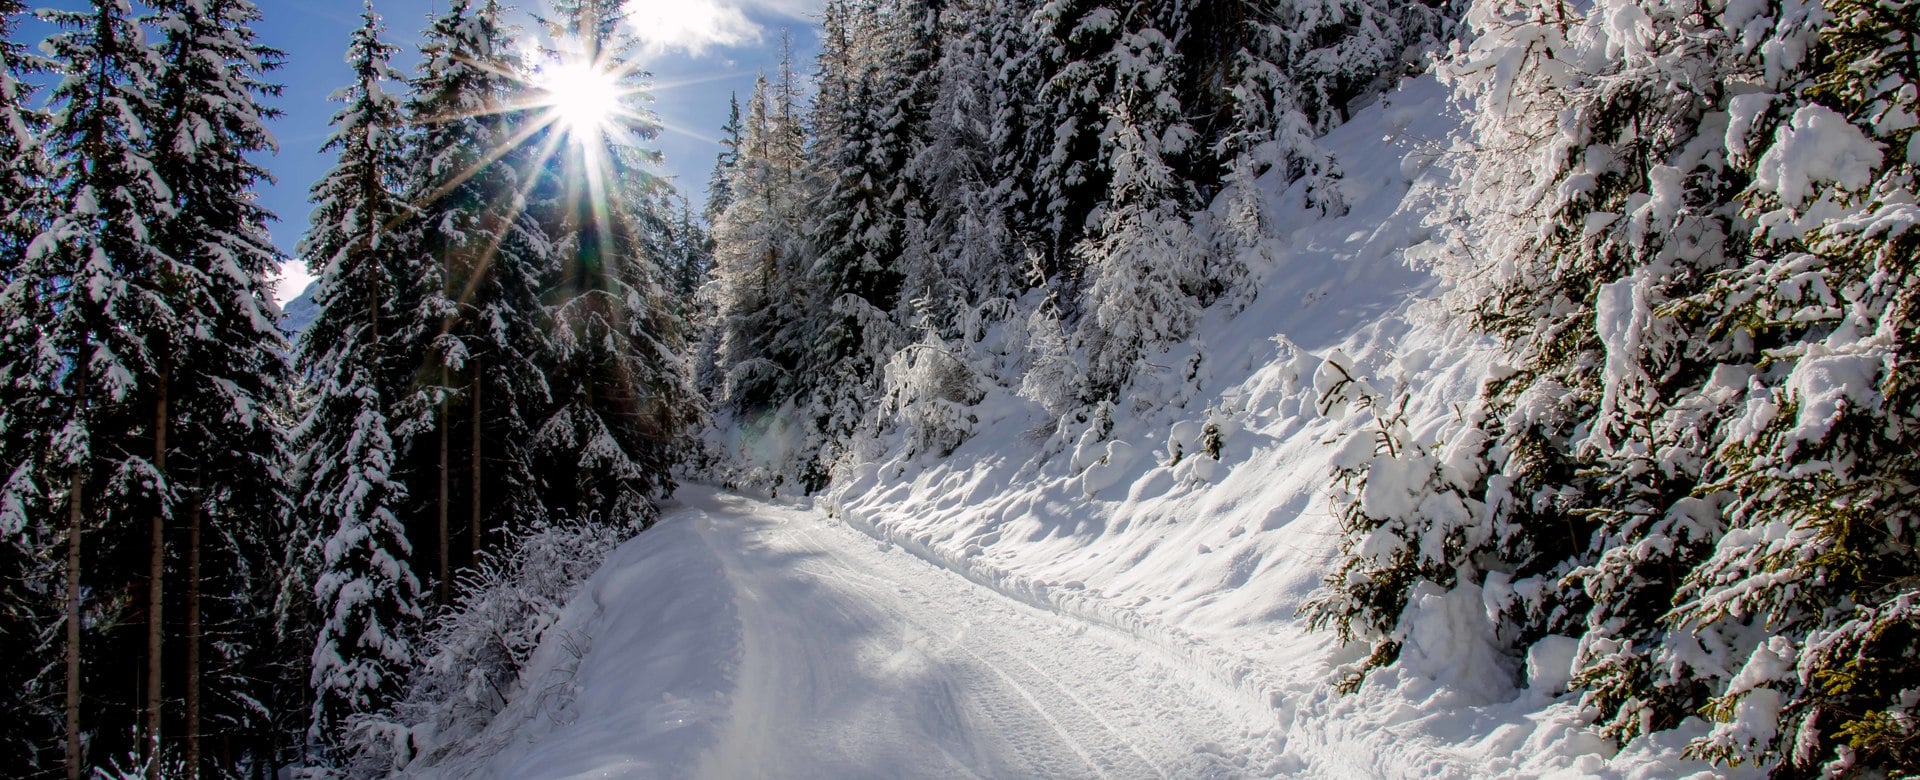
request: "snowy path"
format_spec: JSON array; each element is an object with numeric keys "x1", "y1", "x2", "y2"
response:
[
  {"x1": 684, "y1": 488, "x2": 1283, "y2": 779},
  {"x1": 429, "y1": 485, "x2": 1288, "y2": 779}
]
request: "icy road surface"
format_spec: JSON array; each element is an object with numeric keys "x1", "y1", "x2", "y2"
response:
[{"x1": 424, "y1": 485, "x2": 1290, "y2": 779}]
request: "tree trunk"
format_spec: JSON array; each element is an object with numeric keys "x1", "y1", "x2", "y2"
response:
[
  {"x1": 437, "y1": 392, "x2": 450, "y2": 606},
  {"x1": 146, "y1": 370, "x2": 168, "y2": 780},
  {"x1": 469, "y1": 369, "x2": 482, "y2": 567},
  {"x1": 64, "y1": 470, "x2": 84, "y2": 780},
  {"x1": 185, "y1": 496, "x2": 202, "y2": 779}
]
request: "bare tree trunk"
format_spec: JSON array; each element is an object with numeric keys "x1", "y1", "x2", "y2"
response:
[
  {"x1": 469, "y1": 369, "x2": 482, "y2": 567},
  {"x1": 185, "y1": 496, "x2": 202, "y2": 779},
  {"x1": 146, "y1": 370, "x2": 168, "y2": 780},
  {"x1": 64, "y1": 469, "x2": 84, "y2": 780},
  {"x1": 438, "y1": 392, "x2": 450, "y2": 606}
]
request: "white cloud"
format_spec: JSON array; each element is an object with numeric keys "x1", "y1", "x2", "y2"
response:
[
  {"x1": 274, "y1": 260, "x2": 315, "y2": 306},
  {"x1": 621, "y1": 0, "x2": 824, "y2": 58},
  {"x1": 624, "y1": 0, "x2": 759, "y2": 57}
]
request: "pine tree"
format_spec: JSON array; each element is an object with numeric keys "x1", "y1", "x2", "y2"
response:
[
  {"x1": 0, "y1": 1, "x2": 59, "y2": 771},
  {"x1": 143, "y1": 1, "x2": 292, "y2": 772},
  {"x1": 296, "y1": 4, "x2": 424, "y2": 755},
  {"x1": 981, "y1": 0, "x2": 1048, "y2": 285},
  {"x1": 22, "y1": 0, "x2": 176, "y2": 773},
  {"x1": 707, "y1": 72, "x2": 810, "y2": 421},
  {"x1": 898, "y1": 0, "x2": 1025, "y2": 334},
  {"x1": 0, "y1": 0, "x2": 41, "y2": 278},
  {"x1": 791, "y1": 0, "x2": 953, "y2": 486},
  {"x1": 1072, "y1": 15, "x2": 1207, "y2": 399},
  {"x1": 396, "y1": 0, "x2": 554, "y2": 600},
  {"x1": 1307, "y1": 0, "x2": 1750, "y2": 736},
  {"x1": 532, "y1": 0, "x2": 695, "y2": 526},
  {"x1": 705, "y1": 93, "x2": 743, "y2": 225},
  {"x1": 305, "y1": 384, "x2": 420, "y2": 755},
  {"x1": 1019, "y1": 0, "x2": 1122, "y2": 294},
  {"x1": 1306, "y1": 0, "x2": 1920, "y2": 772},
  {"x1": 1666, "y1": 3, "x2": 1920, "y2": 770},
  {"x1": 665, "y1": 193, "x2": 712, "y2": 299}
]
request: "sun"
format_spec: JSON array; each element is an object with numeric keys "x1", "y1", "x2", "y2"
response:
[{"x1": 540, "y1": 60, "x2": 622, "y2": 136}]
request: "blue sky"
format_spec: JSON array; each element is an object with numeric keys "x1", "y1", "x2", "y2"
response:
[{"x1": 19, "y1": 0, "x2": 824, "y2": 302}]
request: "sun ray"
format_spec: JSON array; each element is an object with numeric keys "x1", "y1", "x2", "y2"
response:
[
  {"x1": 647, "y1": 69, "x2": 754, "y2": 94},
  {"x1": 651, "y1": 116, "x2": 721, "y2": 147},
  {"x1": 455, "y1": 121, "x2": 572, "y2": 312},
  {"x1": 377, "y1": 23, "x2": 681, "y2": 373},
  {"x1": 407, "y1": 109, "x2": 564, "y2": 224}
]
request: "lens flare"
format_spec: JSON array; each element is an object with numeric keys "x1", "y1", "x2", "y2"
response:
[{"x1": 541, "y1": 60, "x2": 622, "y2": 135}]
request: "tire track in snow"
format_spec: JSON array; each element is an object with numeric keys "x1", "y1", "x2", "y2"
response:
[
  {"x1": 788, "y1": 510, "x2": 1197, "y2": 778},
  {"x1": 686, "y1": 488, "x2": 1281, "y2": 779},
  {"x1": 780, "y1": 519, "x2": 1117, "y2": 778}
]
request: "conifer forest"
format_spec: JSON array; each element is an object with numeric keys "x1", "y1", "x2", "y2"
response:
[{"x1": 0, "y1": 0, "x2": 1917, "y2": 776}]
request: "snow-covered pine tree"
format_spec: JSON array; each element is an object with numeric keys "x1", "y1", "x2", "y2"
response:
[
  {"x1": 0, "y1": 0, "x2": 41, "y2": 277},
  {"x1": 705, "y1": 93, "x2": 743, "y2": 225},
  {"x1": 143, "y1": 1, "x2": 295, "y2": 771},
  {"x1": 295, "y1": 4, "x2": 424, "y2": 757},
  {"x1": 664, "y1": 193, "x2": 712, "y2": 299},
  {"x1": 397, "y1": 0, "x2": 554, "y2": 598},
  {"x1": 1304, "y1": 0, "x2": 1920, "y2": 772},
  {"x1": 304, "y1": 377, "x2": 421, "y2": 758},
  {"x1": 531, "y1": 0, "x2": 695, "y2": 527},
  {"x1": 979, "y1": 0, "x2": 1048, "y2": 283},
  {"x1": 1019, "y1": 0, "x2": 1123, "y2": 295},
  {"x1": 1429, "y1": 0, "x2": 1778, "y2": 748},
  {"x1": 795, "y1": 0, "x2": 951, "y2": 488},
  {"x1": 23, "y1": 0, "x2": 180, "y2": 773},
  {"x1": 1308, "y1": 0, "x2": 1754, "y2": 733},
  {"x1": 1072, "y1": 11, "x2": 1208, "y2": 400},
  {"x1": 0, "y1": 1, "x2": 59, "y2": 770},
  {"x1": 891, "y1": 0, "x2": 1026, "y2": 368},
  {"x1": 1661, "y1": 3, "x2": 1920, "y2": 770},
  {"x1": 1274, "y1": 0, "x2": 1451, "y2": 129},
  {"x1": 706, "y1": 72, "x2": 809, "y2": 424},
  {"x1": 691, "y1": 101, "x2": 745, "y2": 407},
  {"x1": 1208, "y1": 0, "x2": 1350, "y2": 238},
  {"x1": 305, "y1": 380, "x2": 420, "y2": 750}
]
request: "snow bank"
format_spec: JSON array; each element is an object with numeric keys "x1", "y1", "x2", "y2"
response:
[
  {"x1": 830, "y1": 76, "x2": 1746, "y2": 778},
  {"x1": 404, "y1": 518, "x2": 740, "y2": 779}
]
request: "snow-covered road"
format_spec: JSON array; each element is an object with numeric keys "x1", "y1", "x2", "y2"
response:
[
  {"x1": 426, "y1": 485, "x2": 1290, "y2": 779},
  {"x1": 690, "y1": 488, "x2": 1285, "y2": 779}
]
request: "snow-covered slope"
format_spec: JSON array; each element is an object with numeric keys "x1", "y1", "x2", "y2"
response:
[
  {"x1": 825, "y1": 76, "x2": 1745, "y2": 778},
  {"x1": 281, "y1": 286, "x2": 319, "y2": 338}
]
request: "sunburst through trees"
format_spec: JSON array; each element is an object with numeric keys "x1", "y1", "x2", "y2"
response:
[{"x1": 294, "y1": 0, "x2": 703, "y2": 768}]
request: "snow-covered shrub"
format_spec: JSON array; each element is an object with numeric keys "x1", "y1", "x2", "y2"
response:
[
  {"x1": 343, "y1": 518, "x2": 624, "y2": 776},
  {"x1": 1079, "y1": 199, "x2": 1208, "y2": 398},
  {"x1": 1020, "y1": 304, "x2": 1086, "y2": 421},
  {"x1": 882, "y1": 332, "x2": 987, "y2": 459},
  {"x1": 1302, "y1": 353, "x2": 1502, "y2": 691}
]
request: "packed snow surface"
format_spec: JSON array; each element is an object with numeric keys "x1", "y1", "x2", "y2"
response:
[{"x1": 411, "y1": 487, "x2": 1290, "y2": 778}]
